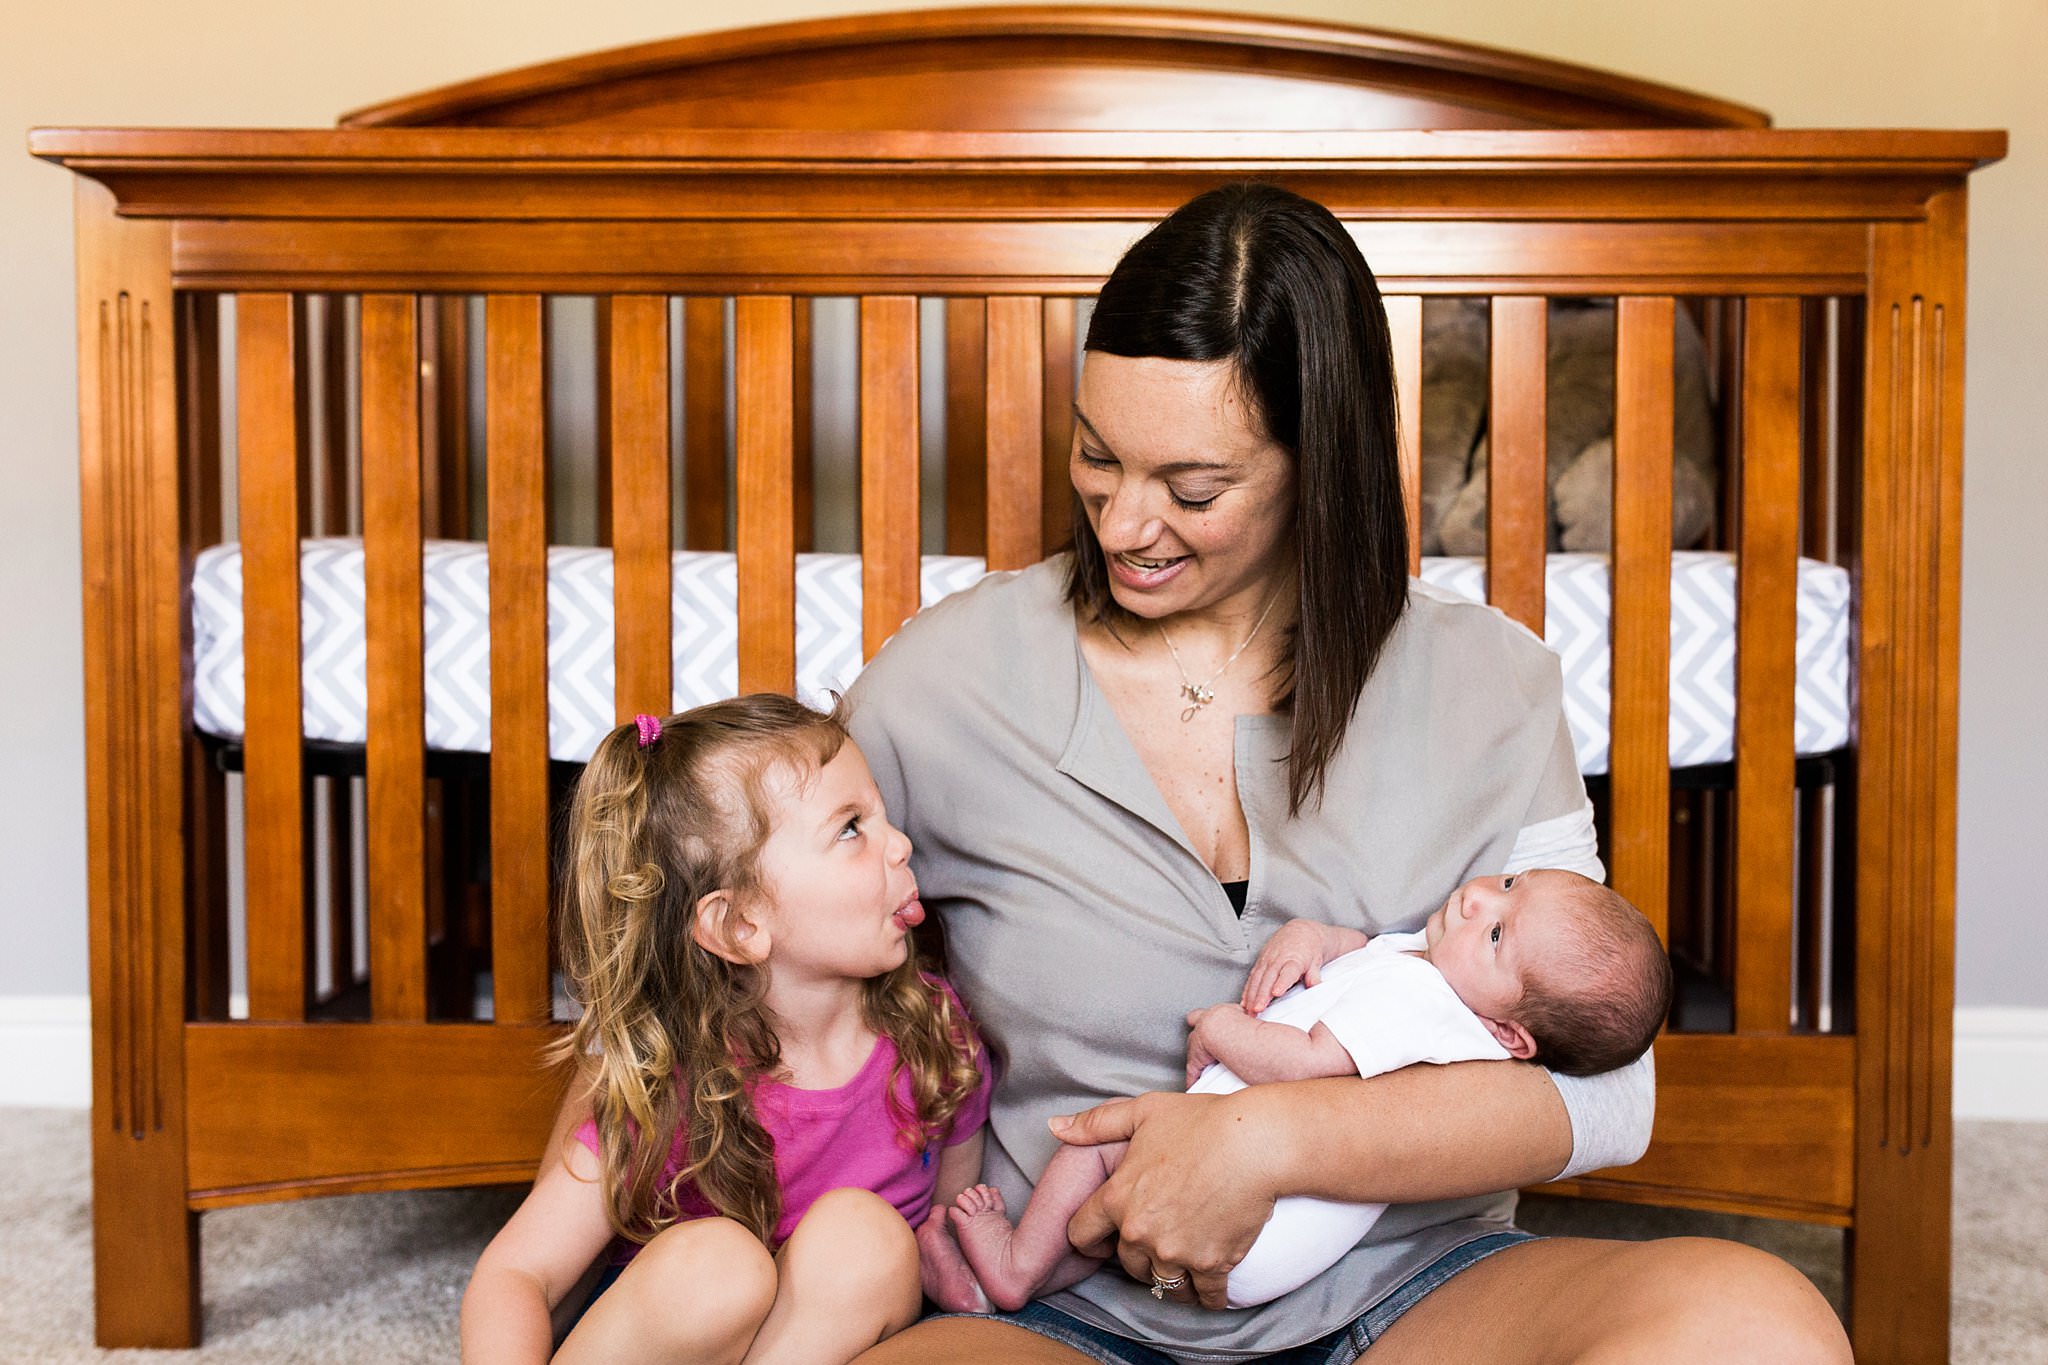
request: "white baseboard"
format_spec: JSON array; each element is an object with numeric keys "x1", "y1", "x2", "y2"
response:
[
  {"x1": 5, "y1": 996, "x2": 2047, "y2": 1120},
  {"x1": 0, "y1": 996, "x2": 90, "y2": 1108},
  {"x1": 1953, "y1": 1007, "x2": 2048, "y2": 1122}
]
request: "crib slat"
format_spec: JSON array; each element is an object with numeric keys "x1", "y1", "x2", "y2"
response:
[
  {"x1": 609, "y1": 296, "x2": 673, "y2": 718},
  {"x1": 945, "y1": 298, "x2": 988, "y2": 556},
  {"x1": 1041, "y1": 296, "x2": 1077, "y2": 555},
  {"x1": 236, "y1": 293, "x2": 309, "y2": 1021},
  {"x1": 1610, "y1": 298, "x2": 1676, "y2": 942},
  {"x1": 736, "y1": 296, "x2": 797, "y2": 693},
  {"x1": 360, "y1": 295, "x2": 428, "y2": 1022},
  {"x1": 1384, "y1": 295, "x2": 1424, "y2": 573},
  {"x1": 485, "y1": 295, "x2": 551, "y2": 1025},
  {"x1": 986, "y1": 297, "x2": 1044, "y2": 572},
  {"x1": 1735, "y1": 297, "x2": 1802, "y2": 1035},
  {"x1": 683, "y1": 297, "x2": 728, "y2": 551},
  {"x1": 861, "y1": 297, "x2": 921, "y2": 656},
  {"x1": 1487, "y1": 297, "x2": 1547, "y2": 631}
]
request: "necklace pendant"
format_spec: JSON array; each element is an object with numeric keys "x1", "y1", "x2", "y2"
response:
[{"x1": 1179, "y1": 682, "x2": 1214, "y2": 722}]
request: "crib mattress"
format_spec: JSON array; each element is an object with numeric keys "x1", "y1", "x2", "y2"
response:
[{"x1": 191, "y1": 540, "x2": 1850, "y2": 776}]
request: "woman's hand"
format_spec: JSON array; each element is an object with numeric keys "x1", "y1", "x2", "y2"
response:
[{"x1": 1051, "y1": 1091, "x2": 1279, "y2": 1311}]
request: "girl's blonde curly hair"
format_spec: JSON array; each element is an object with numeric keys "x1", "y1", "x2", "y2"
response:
[{"x1": 551, "y1": 694, "x2": 981, "y2": 1248}]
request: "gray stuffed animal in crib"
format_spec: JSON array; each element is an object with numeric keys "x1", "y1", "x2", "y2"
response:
[{"x1": 1419, "y1": 298, "x2": 1718, "y2": 556}]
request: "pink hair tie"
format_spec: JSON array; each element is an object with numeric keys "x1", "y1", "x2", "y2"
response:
[{"x1": 634, "y1": 713, "x2": 662, "y2": 749}]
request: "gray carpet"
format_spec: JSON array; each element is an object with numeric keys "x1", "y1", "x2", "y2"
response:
[{"x1": 2, "y1": 1109, "x2": 2041, "y2": 1361}]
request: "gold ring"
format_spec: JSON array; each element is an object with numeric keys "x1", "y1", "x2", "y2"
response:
[{"x1": 1149, "y1": 1271, "x2": 1187, "y2": 1299}]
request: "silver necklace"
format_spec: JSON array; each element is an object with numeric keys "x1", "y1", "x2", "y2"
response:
[{"x1": 1158, "y1": 592, "x2": 1281, "y2": 723}]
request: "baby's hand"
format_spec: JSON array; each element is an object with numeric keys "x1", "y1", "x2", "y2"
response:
[
  {"x1": 1184, "y1": 1002, "x2": 1249, "y2": 1087},
  {"x1": 1242, "y1": 919, "x2": 1332, "y2": 1013}
]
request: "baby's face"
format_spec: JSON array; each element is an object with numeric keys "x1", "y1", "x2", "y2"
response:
[{"x1": 1422, "y1": 870, "x2": 1583, "y2": 1023}]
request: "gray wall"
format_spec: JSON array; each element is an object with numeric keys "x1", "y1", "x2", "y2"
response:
[{"x1": 4, "y1": 0, "x2": 2042, "y2": 1006}]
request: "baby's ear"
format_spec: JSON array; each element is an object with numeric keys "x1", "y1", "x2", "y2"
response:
[
  {"x1": 1480, "y1": 1014, "x2": 1539, "y2": 1061},
  {"x1": 692, "y1": 890, "x2": 769, "y2": 966}
]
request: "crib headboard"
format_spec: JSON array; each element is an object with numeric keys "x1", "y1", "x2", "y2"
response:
[
  {"x1": 30, "y1": 8, "x2": 2002, "y2": 1357},
  {"x1": 338, "y1": 6, "x2": 1770, "y2": 132}
]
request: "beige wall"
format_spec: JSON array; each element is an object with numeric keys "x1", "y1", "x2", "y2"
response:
[{"x1": 6, "y1": 0, "x2": 2041, "y2": 1004}]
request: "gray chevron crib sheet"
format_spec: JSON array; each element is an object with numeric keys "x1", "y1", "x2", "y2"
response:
[{"x1": 190, "y1": 540, "x2": 1850, "y2": 776}]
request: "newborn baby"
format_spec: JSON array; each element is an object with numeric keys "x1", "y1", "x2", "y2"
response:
[{"x1": 932, "y1": 869, "x2": 1672, "y2": 1312}]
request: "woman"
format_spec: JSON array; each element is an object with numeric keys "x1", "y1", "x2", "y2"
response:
[{"x1": 846, "y1": 185, "x2": 1849, "y2": 1362}]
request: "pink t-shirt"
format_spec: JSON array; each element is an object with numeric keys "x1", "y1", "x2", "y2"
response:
[{"x1": 576, "y1": 1024, "x2": 991, "y2": 1257}]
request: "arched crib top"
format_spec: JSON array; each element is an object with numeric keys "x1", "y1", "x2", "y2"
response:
[{"x1": 340, "y1": 5, "x2": 1770, "y2": 133}]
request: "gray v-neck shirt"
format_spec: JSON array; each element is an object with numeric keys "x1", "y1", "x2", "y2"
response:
[{"x1": 846, "y1": 558, "x2": 1652, "y2": 1361}]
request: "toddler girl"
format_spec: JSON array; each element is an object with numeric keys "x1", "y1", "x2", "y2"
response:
[
  {"x1": 929, "y1": 868, "x2": 1670, "y2": 1312},
  {"x1": 461, "y1": 695, "x2": 989, "y2": 1364}
]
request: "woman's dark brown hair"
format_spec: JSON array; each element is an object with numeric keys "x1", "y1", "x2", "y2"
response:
[{"x1": 1069, "y1": 182, "x2": 1409, "y2": 814}]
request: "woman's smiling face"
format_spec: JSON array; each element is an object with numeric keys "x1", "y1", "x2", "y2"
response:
[{"x1": 1071, "y1": 353, "x2": 1298, "y2": 623}]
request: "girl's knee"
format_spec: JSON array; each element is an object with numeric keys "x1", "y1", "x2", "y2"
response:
[
  {"x1": 784, "y1": 1190, "x2": 920, "y2": 1312},
  {"x1": 629, "y1": 1217, "x2": 778, "y2": 1327},
  {"x1": 796, "y1": 1189, "x2": 916, "y2": 1250}
]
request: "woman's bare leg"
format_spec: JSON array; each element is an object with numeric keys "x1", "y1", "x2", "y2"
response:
[
  {"x1": 555, "y1": 1217, "x2": 776, "y2": 1365},
  {"x1": 859, "y1": 1234, "x2": 1849, "y2": 1364},
  {"x1": 853, "y1": 1318, "x2": 1098, "y2": 1364},
  {"x1": 1360, "y1": 1236, "x2": 1851, "y2": 1364},
  {"x1": 744, "y1": 1189, "x2": 923, "y2": 1365}
]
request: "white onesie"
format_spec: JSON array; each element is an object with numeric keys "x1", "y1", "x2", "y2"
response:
[{"x1": 1188, "y1": 930, "x2": 1510, "y2": 1308}]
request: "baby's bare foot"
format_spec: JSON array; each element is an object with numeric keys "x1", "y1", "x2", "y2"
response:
[
  {"x1": 917, "y1": 1210, "x2": 992, "y2": 1314},
  {"x1": 951, "y1": 1189, "x2": 1040, "y2": 1312},
  {"x1": 954, "y1": 1183, "x2": 1007, "y2": 1220}
]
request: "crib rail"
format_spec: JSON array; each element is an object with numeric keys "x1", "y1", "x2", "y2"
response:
[{"x1": 35, "y1": 126, "x2": 1996, "y2": 1359}]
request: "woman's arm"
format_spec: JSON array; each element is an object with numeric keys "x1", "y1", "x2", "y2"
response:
[
  {"x1": 1057, "y1": 1058, "x2": 1573, "y2": 1310},
  {"x1": 1500, "y1": 793, "x2": 1660, "y2": 1179}
]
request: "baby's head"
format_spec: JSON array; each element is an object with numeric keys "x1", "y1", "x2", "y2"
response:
[{"x1": 1423, "y1": 869, "x2": 1672, "y2": 1076}]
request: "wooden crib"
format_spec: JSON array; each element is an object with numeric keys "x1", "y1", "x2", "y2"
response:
[{"x1": 31, "y1": 8, "x2": 2001, "y2": 1359}]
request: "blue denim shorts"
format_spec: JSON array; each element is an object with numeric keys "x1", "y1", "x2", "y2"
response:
[{"x1": 932, "y1": 1230, "x2": 1536, "y2": 1364}]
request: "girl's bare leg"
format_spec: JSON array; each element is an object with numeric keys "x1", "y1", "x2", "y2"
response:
[
  {"x1": 555, "y1": 1217, "x2": 776, "y2": 1365},
  {"x1": 855, "y1": 1235, "x2": 1850, "y2": 1364},
  {"x1": 744, "y1": 1188, "x2": 923, "y2": 1365},
  {"x1": 949, "y1": 1141, "x2": 1124, "y2": 1311}
]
